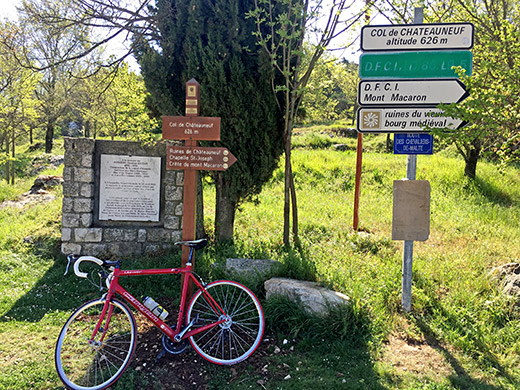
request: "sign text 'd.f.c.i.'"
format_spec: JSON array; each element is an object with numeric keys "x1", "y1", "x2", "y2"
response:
[{"x1": 359, "y1": 50, "x2": 473, "y2": 79}]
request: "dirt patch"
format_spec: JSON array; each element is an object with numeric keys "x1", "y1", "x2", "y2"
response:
[
  {"x1": 130, "y1": 310, "x2": 283, "y2": 390},
  {"x1": 0, "y1": 175, "x2": 62, "y2": 210},
  {"x1": 0, "y1": 191, "x2": 57, "y2": 210},
  {"x1": 382, "y1": 333, "x2": 455, "y2": 378}
]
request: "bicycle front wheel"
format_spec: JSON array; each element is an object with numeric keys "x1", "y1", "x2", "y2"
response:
[
  {"x1": 55, "y1": 298, "x2": 137, "y2": 390},
  {"x1": 186, "y1": 280, "x2": 264, "y2": 365}
]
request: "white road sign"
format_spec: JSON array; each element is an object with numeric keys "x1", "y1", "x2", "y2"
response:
[
  {"x1": 358, "y1": 79, "x2": 469, "y2": 106},
  {"x1": 357, "y1": 107, "x2": 467, "y2": 133},
  {"x1": 361, "y1": 23, "x2": 474, "y2": 51}
]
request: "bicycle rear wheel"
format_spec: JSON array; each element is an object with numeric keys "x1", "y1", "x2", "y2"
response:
[
  {"x1": 55, "y1": 298, "x2": 137, "y2": 390},
  {"x1": 186, "y1": 280, "x2": 264, "y2": 365}
]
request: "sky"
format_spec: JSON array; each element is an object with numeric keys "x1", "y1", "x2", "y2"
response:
[
  {"x1": 0, "y1": 0, "x2": 140, "y2": 71},
  {"x1": 0, "y1": 0, "x2": 17, "y2": 20},
  {"x1": 0, "y1": 0, "x2": 369, "y2": 67}
]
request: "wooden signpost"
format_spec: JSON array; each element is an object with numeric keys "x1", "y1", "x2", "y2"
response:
[{"x1": 161, "y1": 79, "x2": 236, "y2": 295}]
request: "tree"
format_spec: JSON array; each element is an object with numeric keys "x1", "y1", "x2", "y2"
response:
[
  {"x1": 248, "y1": 0, "x2": 367, "y2": 244},
  {"x1": 375, "y1": 0, "x2": 520, "y2": 178},
  {"x1": 440, "y1": 0, "x2": 520, "y2": 177},
  {"x1": 136, "y1": 0, "x2": 285, "y2": 241},
  {"x1": 17, "y1": 0, "x2": 97, "y2": 153},
  {"x1": 0, "y1": 22, "x2": 39, "y2": 184},
  {"x1": 83, "y1": 62, "x2": 156, "y2": 141},
  {"x1": 299, "y1": 52, "x2": 359, "y2": 125}
]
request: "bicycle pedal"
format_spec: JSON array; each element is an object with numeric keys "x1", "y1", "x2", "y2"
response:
[{"x1": 156, "y1": 348, "x2": 167, "y2": 363}]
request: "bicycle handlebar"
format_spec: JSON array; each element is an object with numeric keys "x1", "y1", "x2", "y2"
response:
[
  {"x1": 74, "y1": 256, "x2": 105, "y2": 278},
  {"x1": 66, "y1": 255, "x2": 110, "y2": 278}
]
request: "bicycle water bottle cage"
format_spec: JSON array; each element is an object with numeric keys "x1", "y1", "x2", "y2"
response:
[{"x1": 175, "y1": 239, "x2": 208, "y2": 250}]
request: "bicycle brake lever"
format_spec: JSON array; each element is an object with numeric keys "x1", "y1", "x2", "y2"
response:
[
  {"x1": 64, "y1": 256, "x2": 74, "y2": 276},
  {"x1": 98, "y1": 271, "x2": 108, "y2": 291}
]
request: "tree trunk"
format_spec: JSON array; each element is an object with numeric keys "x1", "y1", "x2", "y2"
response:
[
  {"x1": 196, "y1": 174, "x2": 205, "y2": 239},
  {"x1": 5, "y1": 136, "x2": 10, "y2": 183},
  {"x1": 464, "y1": 142, "x2": 481, "y2": 179},
  {"x1": 215, "y1": 173, "x2": 236, "y2": 242},
  {"x1": 289, "y1": 170, "x2": 299, "y2": 245},
  {"x1": 283, "y1": 140, "x2": 291, "y2": 245},
  {"x1": 10, "y1": 129, "x2": 15, "y2": 185},
  {"x1": 45, "y1": 120, "x2": 55, "y2": 153},
  {"x1": 84, "y1": 120, "x2": 91, "y2": 138}
]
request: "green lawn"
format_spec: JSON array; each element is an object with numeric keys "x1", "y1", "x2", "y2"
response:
[{"x1": 1, "y1": 135, "x2": 519, "y2": 389}]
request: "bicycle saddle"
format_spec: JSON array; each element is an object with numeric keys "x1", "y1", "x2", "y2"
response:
[{"x1": 175, "y1": 238, "x2": 208, "y2": 250}]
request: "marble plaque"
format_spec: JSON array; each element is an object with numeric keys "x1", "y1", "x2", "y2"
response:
[{"x1": 99, "y1": 155, "x2": 161, "y2": 221}]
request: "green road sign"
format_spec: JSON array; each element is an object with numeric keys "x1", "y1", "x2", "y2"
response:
[{"x1": 360, "y1": 50, "x2": 472, "y2": 79}]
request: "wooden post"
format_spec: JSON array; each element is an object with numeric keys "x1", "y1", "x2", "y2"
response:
[
  {"x1": 353, "y1": 0, "x2": 371, "y2": 231},
  {"x1": 181, "y1": 79, "x2": 200, "y2": 297},
  {"x1": 162, "y1": 79, "x2": 234, "y2": 303}
]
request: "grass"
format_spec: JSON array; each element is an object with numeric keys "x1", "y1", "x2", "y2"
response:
[{"x1": 1, "y1": 132, "x2": 520, "y2": 389}]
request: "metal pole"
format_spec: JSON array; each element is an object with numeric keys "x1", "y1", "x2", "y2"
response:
[
  {"x1": 402, "y1": 7, "x2": 423, "y2": 313},
  {"x1": 353, "y1": 133, "x2": 363, "y2": 230}
]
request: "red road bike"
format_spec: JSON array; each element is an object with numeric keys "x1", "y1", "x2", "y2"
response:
[{"x1": 55, "y1": 239, "x2": 264, "y2": 390}]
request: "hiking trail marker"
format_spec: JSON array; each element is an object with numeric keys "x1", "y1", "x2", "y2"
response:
[{"x1": 161, "y1": 79, "x2": 236, "y2": 295}]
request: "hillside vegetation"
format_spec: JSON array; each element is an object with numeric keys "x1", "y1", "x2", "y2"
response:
[{"x1": 0, "y1": 133, "x2": 519, "y2": 389}]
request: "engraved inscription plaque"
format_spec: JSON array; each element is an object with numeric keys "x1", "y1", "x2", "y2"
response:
[{"x1": 99, "y1": 155, "x2": 161, "y2": 221}]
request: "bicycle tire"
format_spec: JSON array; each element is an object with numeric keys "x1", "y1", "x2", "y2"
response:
[
  {"x1": 55, "y1": 298, "x2": 137, "y2": 390},
  {"x1": 186, "y1": 280, "x2": 264, "y2": 365}
]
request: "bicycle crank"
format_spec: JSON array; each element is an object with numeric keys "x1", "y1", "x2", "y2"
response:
[{"x1": 161, "y1": 326, "x2": 189, "y2": 355}]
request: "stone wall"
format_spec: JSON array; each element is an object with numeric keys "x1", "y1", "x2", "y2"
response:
[{"x1": 61, "y1": 137, "x2": 183, "y2": 257}]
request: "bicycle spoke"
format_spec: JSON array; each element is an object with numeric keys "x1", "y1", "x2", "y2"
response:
[
  {"x1": 187, "y1": 281, "x2": 264, "y2": 364},
  {"x1": 56, "y1": 299, "x2": 136, "y2": 390}
]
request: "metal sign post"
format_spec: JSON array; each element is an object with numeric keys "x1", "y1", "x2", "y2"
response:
[
  {"x1": 356, "y1": 7, "x2": 473, "y2": 312},
  {"x1": 401, "y1": 8, "x2": 423, "y2": 313}
]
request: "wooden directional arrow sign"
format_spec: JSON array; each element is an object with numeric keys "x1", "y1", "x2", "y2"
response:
[
  {"x1": 361, "y1": 23, "x2": 474, "y2": 51},
  {"x1": 358, "y1": 79, "x2": 469, "y2": 106},
  {"x1": 167, "y1": 146, "x2": 237, "y2": 171},
  {"x1": 357, "y1": 107, "x2": 467, "y2": 133}
]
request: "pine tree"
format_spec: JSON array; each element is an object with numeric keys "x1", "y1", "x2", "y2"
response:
[{"x1": 137, "y1": 0, "x2": 284, "y2": 240}]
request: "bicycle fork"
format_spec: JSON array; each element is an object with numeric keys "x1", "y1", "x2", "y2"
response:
[{"x1": 90, "y1": 296, "x2": 115, "y2": 347}]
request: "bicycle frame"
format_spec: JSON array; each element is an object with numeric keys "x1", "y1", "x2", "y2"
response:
[{"x1": 91, "y1": 265, "x2": 227, "y2": 346}]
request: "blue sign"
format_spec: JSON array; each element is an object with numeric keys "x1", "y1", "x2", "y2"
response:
[{"x1": 394, "y1": 134, "x2": 433, "y2": 155}]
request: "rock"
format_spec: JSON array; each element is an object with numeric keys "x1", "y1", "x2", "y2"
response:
[
  {"x1": 29, "y1": 175, "x2": 64, "y2": 194},
  {"x1": 489, "y1": 263, "x2": 520, "y2": 303},
  {"x1": 30, "y1": 154, "x2": 64, "y2": 175},
  {"x1": 332, "y1": 144, "x2": 349, "y2": 151},
  {"x1": 334, "y1": 128, "x2": 357, "y2": 138},
  {"x1": 264, "y1": 277, "x2": 350, "y2": 317},
  {"x1": 224, "y1": 258, "x2": 282, "y2": 279}
]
